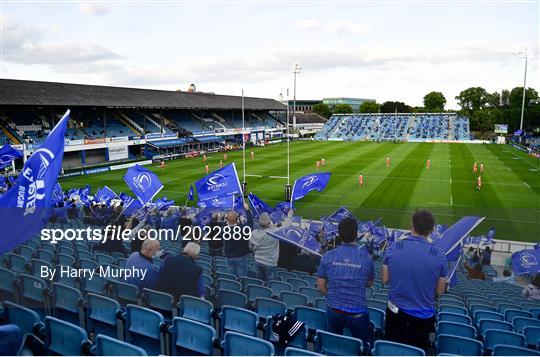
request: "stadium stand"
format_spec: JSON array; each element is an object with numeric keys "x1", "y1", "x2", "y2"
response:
[
  {"x1": 0, "y1": 79, "x2": 286, "y2": 146},
  {"x1": 315, "y1": 113, "x2": 471, "y2": 142}
]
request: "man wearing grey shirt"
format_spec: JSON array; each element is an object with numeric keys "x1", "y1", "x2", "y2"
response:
[{"x1": 249, "y1": 210, "x2": 294, "y2": 282}]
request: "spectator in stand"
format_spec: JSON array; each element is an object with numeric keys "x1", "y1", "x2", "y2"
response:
[
  {"x1": 493, "y1": 268, "x2": 516, "y2": 284},
  {"x1": 250, "y1": 210, "x2": 293, "y2": 282},
  {"x1": 223, "y1": 209, "x2": 252, "y2": 277},
  {"x1": 208, "y1": 212, "x2": 224, "y2": 256},
  {"x1": 470, "y1": 250, "x2": 480, "y2": 264},
  {"x1": 522, "y1": 274, "x2": 540, "y2": 300},
  {"x1": 481, "y1": 246, "x2": 492, "y2": 266},
  {"x1": 382, "y1": 210, "x2": 447, "y2": 352},
  {"x1": 463, "y1": 262, "x2": 487, "y2": 281},
  {"x1": 317, "y1": 217, "x2": 374, "y2": 343},
  {"x1": 465, "y1": 247, "x2": 475, "y2": 263},
  {"x1": 156, "y1": 242, "x2": 204, "y2": 299},
  {"x1": 125, "y1": 239, "x2": 160, "y2": 290},
  {"x1": 93, "y1": 229, "x2": 127, "y2": 256}
]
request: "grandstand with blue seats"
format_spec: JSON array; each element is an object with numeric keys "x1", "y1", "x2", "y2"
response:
[{"x1": 315, "y1": 113, "x2": 471, "y2": 142}]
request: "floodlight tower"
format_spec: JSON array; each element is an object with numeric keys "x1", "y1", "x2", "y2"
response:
[
  {"x1": 518, "y1": 48, "x2": 528, "y2": 131},
  {"x1": 292, "y1": 64, "x2": 302, "y2": 129}
]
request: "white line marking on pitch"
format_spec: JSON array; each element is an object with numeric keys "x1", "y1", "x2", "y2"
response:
[
  {"x1": 450, "y1": 178, "x2": 452, "y2": 184},
  {"x1": 268, "y1": 175, "x2": 288, "y2": 179},
  {"x1": 507, "y1": 167, "x2": 512, "y2": 171},
  {"x1": 450, "y1": 196, "x2": 453, "y2": 205},
  {"x1": 245, "y1": 174, "x2": 263, "y2": 177},
  {"x1": 524, "y1": 182, "x2": 532, "y2": 189}
]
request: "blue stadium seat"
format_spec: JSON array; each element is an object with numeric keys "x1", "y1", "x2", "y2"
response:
[
  {"x1": 294, "y1": 306, "x2": 327, "y2": 334},
  {"x1": 30, "y1": 259, "x2": 52, "y2": 277},
  {"x1": 217, "y1": 289, "x2": 247, "y2": 309},
  {"x1": 504, "y1": 309, "x2": 532, "y2": 322},
  {"x1": 314, "y1": 330, "x2": 363, "y2": 355},
  {"x1": 178, "y1": 295, "x2": 214, "y2": 325},
  {"x1": 95, "y1": 253, "x2": 115, "y2": 265},
  {"x1": 287, "y1": 278, "x2": 309, "y2": 292},
  {"x1": 437, "y1": 312, "x2": 472, "y2": 325},
  {"x1": 314, "y1": 298, "x2": 326, "y2": 310},
  {"x1": 85, "y1": 293, "x2": 123, "y2": 340},
  {"x1": 436, "y1": 321, "x2": 476, "y2": 339},
  {"x1": 469, "y1": 304, "x2": 496, "y2": 317},
  {"x1": 299, "y1": 287, "x2": 323, "y2": 304},
  {"x1": 436, "y1": 334, "x2": 483, "y2": 356},
  {"x1": 56, "y1": 253, "x2": 76, "y2": 266},
  {"x1": 221, "y1": 331, "x2": 274, "y2": 356},
  {"x1": 18, "y1": 274, "x2": 50, "y2": 319},
  {"x1": 492, "y1": 344, "x2": 540, "y2": 356},
  {"x1": 170, "y1": 317, "x2": 216, "y2": 355},
  {"x1": 7, "y1": 253, "x2": 28, "y2": 274},
  {"x1": 141, "y1": 288, "x2": 175, "y2": 322},
  {"x1": 269, "y1": 280, "x2": 293, "y2": 297},
  {"x1": 438, "y1": 305, "x2": 468, "y2": 315},
  {"x1": 240, "y1": 276, "x2": 264, "y2": 287},
  {"x1": 372, "y1": 293, "x2": 388, "y2": 301},
  {"x1": 219, "y1": 306, "x2": 258, "y2": 338},
  {"x1": 18, "y1": 245, "x2": 35, "y2": 260},
  {"x1": 439, "y1": 299, "x2": 465, "y2": 308},
  {"x1": 513, "y1": 317, "x2": 540, "y2": 334},
  {"x1": 53, "y1": 264, "x2": 78, "y2": 288},
  {"x1": 367, "y1": 299, "x2": 387, "y2": 311},
  {"x1": 372, "y1": 340, "x2": 425, "y2": 356},
  {"x1": 43, "y1": 316, "x2": 90, "y2": 356},
  {"x1": 523, "y1": 326, "x2": 540, "y2": 349},
  {"x1": 284, "y1": 347, "x2": 321, "y2": 356},
  {"x1": 124, "y1": 304, "x2": 166, "y2": 355},
  {"x1": 91, "y1": 334, "x2": 147, "y2": 356},
  {"x1": 107, "y1": 280, "x2": 139, "y2": 306},
  {"x1": 498, "y1": 304, "x2": 522, "y2": 314},
  {"x1": 368, "y1": 308, "x2": 385, "y2": 336},
  {"x1": 246, "y1": 284, "x2": 272, "y2": 303},
  {"x1": 0, "y1": 267, "x2": 18, "y2": 302},
  {"x1": 52, "y1": 283, "x2": 84, "y2": 327},
  {"x1": 479, "y1": 318, "x2": 513, "y2": 336},
  {"x1": 57, "y1": 246, "x2": 75, "y2": 256},
  {"x1": 78, "y1": 257, "x2": 98, "y2": 270},
  {"x1": 528, "y1": 308, "x2": 540, "y2": 319},
  {"x1": 216, "y1": 272, "x2": 237, "y2": 281},
  {"x1": 217, "y1": 278, "x2": 242, "y2": 292},
  {"x1": 281, "y1": 291, "x2": 309, "y2": 311},
  {"x1": 254, "y1": 297, "x2": 286, "y2": 321},
  {"x1": 474, "y1": 310, "x2": 503, "y2": 327},
  {"x1": 81, "y1": 275, "x2": 107, "y2": 296},
  {"x1": 78, "y1": 251, "x2": 95, "y2": 262},
  {"x1": 36, "y1": 249, "x2": 54, "y2": 262},
  {"x1": 2, "y1": 301, "x2": 43, "y2": 335},
  {"x1": 484, "y1": 330, "x2": 525, "y2": 352}
]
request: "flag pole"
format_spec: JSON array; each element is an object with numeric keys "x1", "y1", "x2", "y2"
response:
[
  {"x1": 241, "y1": 89, "x2": 247, "y2": 197},
  {"x1": 285, "y1": 88, "x2": 292, "y2": 201}
]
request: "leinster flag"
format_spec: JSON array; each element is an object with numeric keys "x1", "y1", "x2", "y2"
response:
[
  {"x1": 195, "y1": 163, "x2": 243, "y2": 202},
  {"x1": 433, "y1": 216, "x2": 485, "y2": 262},
  {"x1": 0, "y1": 144, "x2": 23, "y2": 170},
  {"x1": 248, "y1": 192, "x2": 272, "y2": 219},
  {"x1": 0, "y1": 110, "x2": 70, "y2": 254},
  {"x1": 95, "y1": 186, "x2": 118, "y2": 203},
  {"x1": 124, "y1": 165, "x2": 164, "y2": 205},
  {"x1": 188, "y1": 185, "x2": 195, "y2": 201},
  {"x1": 511, "y1": 248, "x2": 540, "y2": 275},
  {"x1": 268, "y1": 226, "x2": 322, "y2": 257},
  {"x1": 291, "y1": 172, "x2": 331, "y2": 205}
]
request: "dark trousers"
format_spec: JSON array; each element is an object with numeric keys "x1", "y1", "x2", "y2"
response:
[
  {"x1": 385, "y1": 307, "x2": 435, "y2": 352},
  {"x1": 326, "y1": 307, "x2": 373, "y2": 345}
]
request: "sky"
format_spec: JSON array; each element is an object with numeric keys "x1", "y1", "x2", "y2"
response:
[{"x1": 0, "y1": 0, "x2": 538, "y2": 108}]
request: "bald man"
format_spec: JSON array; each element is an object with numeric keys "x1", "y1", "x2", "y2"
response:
[
  {"x1": 223, "y1": 209, "x2": 253, "y2": 277},
  {"x1": 125, "y1": 239, "x2": 160, "y2": 290}
]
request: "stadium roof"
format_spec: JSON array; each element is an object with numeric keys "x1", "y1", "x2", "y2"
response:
[{"x1": 0, "y1": 79, "x2": 286, "y2": 111}]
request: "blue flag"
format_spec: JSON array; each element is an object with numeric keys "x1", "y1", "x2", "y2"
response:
[
  {"x1": 0, "y1": 110, "x2": 70, "y2": 254},
  {"x1": 511, "y1": 248, "x2": 540, "y2": 275},
  {"x1": 291, "y1": 172, "x2": 331, "y2": 204},
  {"x1": 95, "y1": 186, "x2": 118, "y2": 203},
  {"x1": 188, "y1": 185, "x2": 195, "y2": 201},
  {"x1": 484, "y1": 228, "x2": 495, "y2": 245},
  {"x1": 0, "y1": 144, "x2": 23, "y2": 170},
  {"x1": 248, "y1": 192, "x2": 273, "y2": 219},
  {"x1": 156, "y1": 197, "x2": 175, "y2": 211},
  {"x1": 192, "y1": 207, "x2": 213, "y2": 228},
  {"x1": 122, "y1": 195, "x2": 143, "y2": 217},
  {"x1": 80, "y1": 184, "x2": 91, "y2": 197},
  {"x1": 433, "y1": 216, "x2": 485, "y2": 262},
  {"x1": 52, "y1": 183, "x2": 63, "y2": 199},
  {"x1": 198, "y1": 195, "x2": 241, "y2": 210},
  {"x1": 124, "y1": 165, "x2": 164, "y2": 205},
  {"x1": 448, "y1": 255, "x2": 462, "y2": 287},
  {"x1": 326, "y1": 206, "x2": 354, "y2": 223},
  {"x1": 268, "y1": 226, "x2": 322, "y2": 257},
  {"x1": 195, "y1": 163, "x2": 243, "y2": 202},
  {"x1": 321, "y1": 220, "x2": 339, "y2": 241}
]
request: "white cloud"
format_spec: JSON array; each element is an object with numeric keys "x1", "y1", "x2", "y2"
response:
[
  {"x1": 1, "y1": 15, "x2": 122, "y2": 65},
  {"x1": 295, "y1": 19, "x2": 367, "y2": 36},
  {"x1": 79, "y1": 3, "x2": 112, "y2": 17}
]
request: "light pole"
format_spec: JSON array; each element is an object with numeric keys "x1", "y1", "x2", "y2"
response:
[
  {"x1": 519, "y1": 48, "x2": 528, "y2": 131},
  {"x1": 285, "y1": 88, "x2": 291, "y2": 200},
  {"x1": 292, "y1": 64, "x2": 302, "y2": 129}
]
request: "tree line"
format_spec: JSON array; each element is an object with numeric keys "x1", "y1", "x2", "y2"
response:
[{"x1": 312, "y1": 87, "x2": 539, "y2": 133}]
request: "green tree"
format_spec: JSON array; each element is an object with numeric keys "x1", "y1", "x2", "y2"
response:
[
  {"x1": 312, "y1": 102, "x2": 332, "y2": 118},
  {"x1": 359, "y1": 101, "x2": 380, "y2": 113},
  {"x1": 501, "y1": 89, "x2": 510, "y2": 108},
  {"x1": 508, "y1": 87, "x2": 538, "y2": 108},
  {"x1": 380, "y1": 101, "x2": 412, "y2": 113},
  {"x1": 471, "y1": 108, "x2": 503, "y2": 133},
  {"x1": 486, "y1": 91, "x2": 501, "y2": 108},
  {"x1": 333, "y1": 104, "x2": 353, "y2": 114},
  {"x1": 423, "y1": 91, "x2": 446, "y2": 112},
  {"x1": 455, "y1": 87, "x2": 489, "y2": 113}
]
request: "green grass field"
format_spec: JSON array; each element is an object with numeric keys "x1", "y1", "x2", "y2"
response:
[{"x1": 60, "y1": 141, "x2": 540, "y2": 242}]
